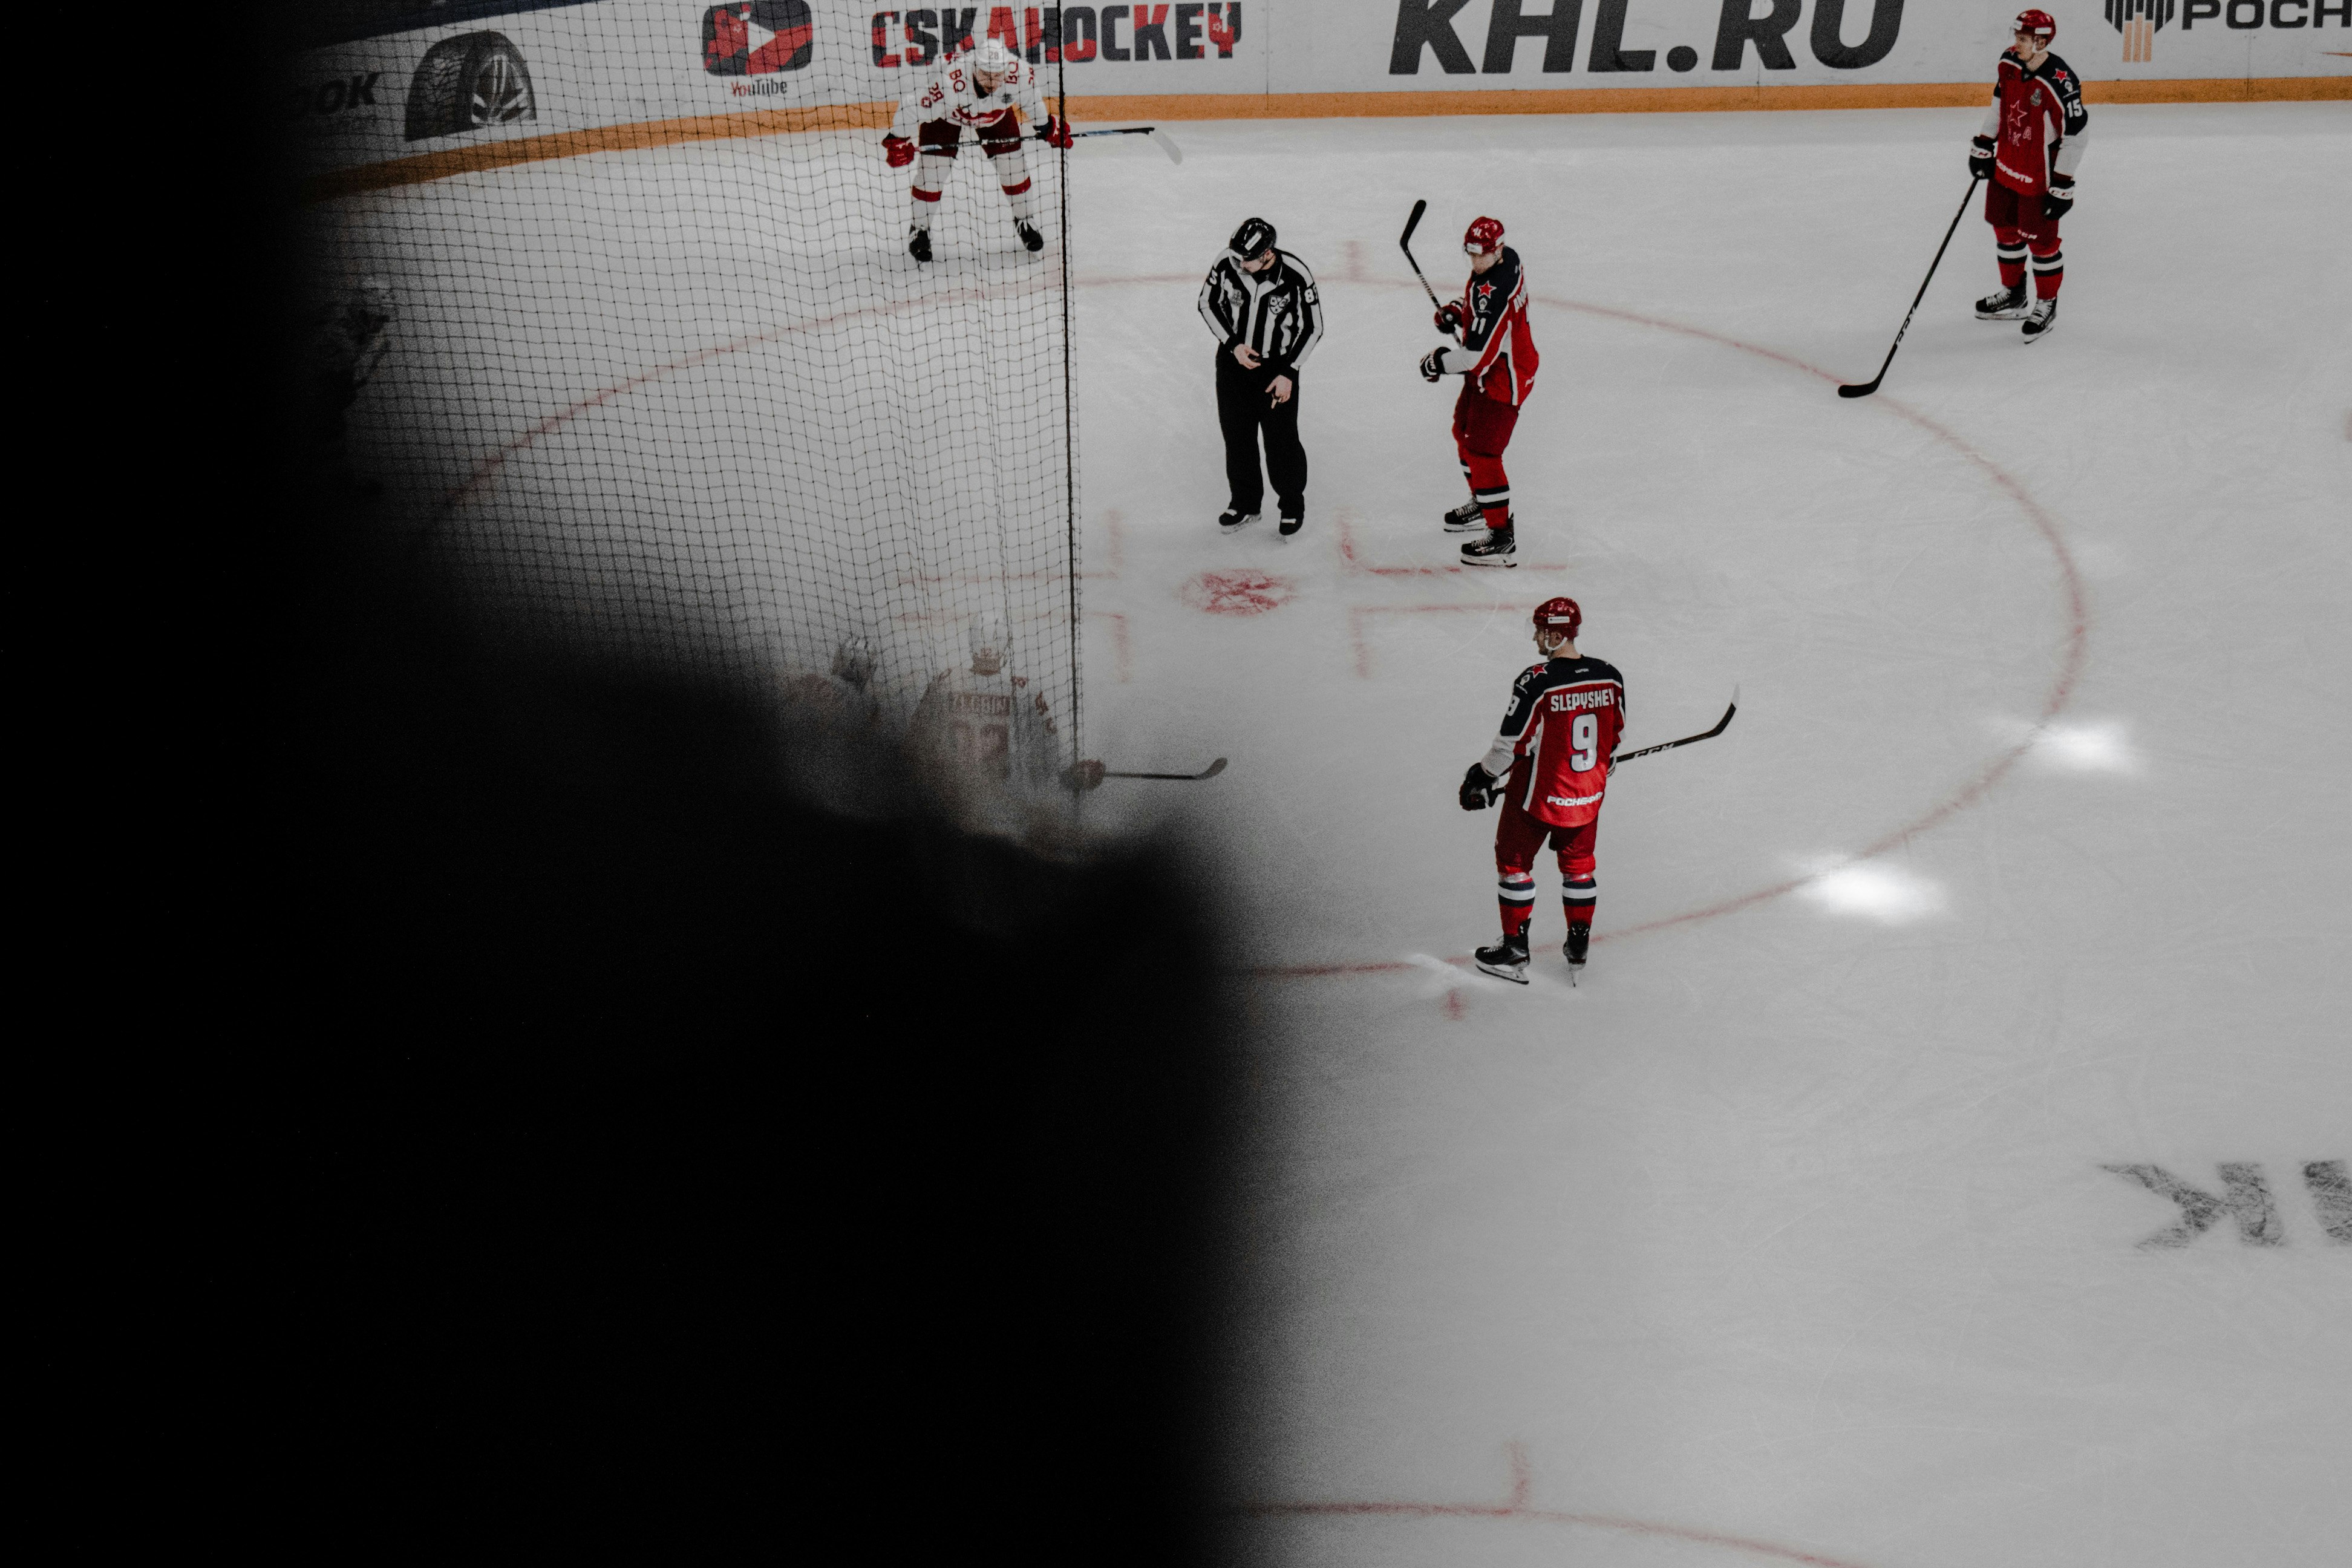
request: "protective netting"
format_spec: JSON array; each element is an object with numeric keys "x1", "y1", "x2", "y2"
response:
[{"x1": 295, "y1": 2, "x2": 1081, "y2": 774}]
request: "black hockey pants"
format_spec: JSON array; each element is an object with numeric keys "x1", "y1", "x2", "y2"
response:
[{"x1": 1215, "y1": 353, "x2": 1307, "y2": 517}]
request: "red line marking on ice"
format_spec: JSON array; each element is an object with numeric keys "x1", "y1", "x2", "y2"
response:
[
  {"x1": 1246, "y1": 1440, "x2": 1883, "y2": 1568},
  {"x1": 1334, "y1": 503, "x2": 1569, "y2": 577},
  {"x1": 1349, "y1": 602, "x2": 1541, "y2": 678},
  {"x1": 1086, "y1": 609, "x2": 1131, "y2": 684}
]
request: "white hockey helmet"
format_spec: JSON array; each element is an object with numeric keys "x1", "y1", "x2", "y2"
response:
[
  {"x1": 969, "y1": 38, "x2": 1019, "y2": 79},
  {"x1": 969, "y1": 611, "x2": 1010, "y2": 664}
]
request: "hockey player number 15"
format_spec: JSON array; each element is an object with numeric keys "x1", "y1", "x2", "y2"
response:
[{"x1": 1570, "y1": 713, "x2": 1600, "y2": 773}]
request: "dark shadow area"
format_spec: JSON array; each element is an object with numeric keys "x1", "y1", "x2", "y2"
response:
[{"x1": 250, "y1": 6, "x2": 1247, "y2": 1548}]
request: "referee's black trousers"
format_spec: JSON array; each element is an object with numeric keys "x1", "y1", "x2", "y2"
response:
[{"x1": 1215, "y1": 353, "x2": 1306, "y2": 517}]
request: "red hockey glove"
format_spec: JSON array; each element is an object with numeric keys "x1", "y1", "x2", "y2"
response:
[
  {"x1": 1419, "y1": 348, "x2": 1446, "y2": 383},
  {"x1": 1434, "y1": 301, "x2": 1464, "y2": 337},
  {"x1": 1459, "y1": 763, "x2": 1498, "y2": 811},
  {"x1": 1040, "y1": 114, "x2": 1074, "y2": 149},
  {"x1": 2040, "y1": 172, "x2": 2074, "y2": 221},
  {"x1": 1062, "y1": 758, "x2": 1105, "y2": 792},
  {"x1": 1968, "y1": 134, "x2": 1994, "y2": 181},
  {"x1": 884, "y1": 134, "x2": 916, "y2": 169}
]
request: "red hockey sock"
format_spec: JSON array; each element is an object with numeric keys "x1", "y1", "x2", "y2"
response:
[
  {"x1": 1994, "y1": 229, "x2": 2027, "y2": 290},
  {"x1": 1498, "y1": 872, "x2": 1535, "y2": 939},
  {"x1": 2031, "y1": 246, "x2": 2063, "y2": 299},
  {"x1": 1563, "y1": 881, "x2": 1596, "y2": 930}
]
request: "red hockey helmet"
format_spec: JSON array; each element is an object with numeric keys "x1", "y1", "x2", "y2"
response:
[
  {"x1": 2013, "y1": 9, "x2": 2055, "y2": 39},
  {"x1": 1463, "y1": 216, "x2": 1504, "y2": 257},
  {"x1": 1533, "y1": 596, "x2": 1582, "y2": 639}
]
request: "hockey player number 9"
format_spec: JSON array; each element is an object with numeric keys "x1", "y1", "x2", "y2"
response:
[{"x1": 1570, "y1": 713, "x2": 1600, "y2": 773}]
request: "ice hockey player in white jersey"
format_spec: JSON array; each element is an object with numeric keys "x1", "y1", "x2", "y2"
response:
[
  {"x1": 780, "y1": 633, "x2": 886, "y2": 736},
  {"x1": 883, "y1": 39, "x2": 1073, "y2": 263},
  {"x1": 910, "y1": 612, "x2": 1063, "y2": 814}
]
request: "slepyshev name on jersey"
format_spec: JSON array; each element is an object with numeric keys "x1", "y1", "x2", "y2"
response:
[{"x1": 1548, "y1": 687, "x2": 1616, "y2": 713}]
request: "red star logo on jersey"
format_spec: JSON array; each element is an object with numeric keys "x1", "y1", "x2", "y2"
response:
[
  {"x1": 1474, "y1": 281, "x2": 1495, "y2": 302},
  {"x1": 2006, "y1": 102, "x2": 2030, "y2": 142}
]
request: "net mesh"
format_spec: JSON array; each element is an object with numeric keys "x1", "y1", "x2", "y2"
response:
[{"x1": 296, "y1": 2, "x2": 1082, "y2": 774}]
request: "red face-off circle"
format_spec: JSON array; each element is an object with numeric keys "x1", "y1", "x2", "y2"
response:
[{"x1": 1181, "y1": 569, "x2": 1296, "y2": 616}]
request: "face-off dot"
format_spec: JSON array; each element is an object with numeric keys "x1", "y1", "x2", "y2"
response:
[{"x1": 1180, "y1": 570, "x2": 1296, "y2": 616}]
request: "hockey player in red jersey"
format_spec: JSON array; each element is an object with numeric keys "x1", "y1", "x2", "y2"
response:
[
  {"x1": 884, "y1": 38, "x2": 1074, "y2": 263},
  {"x1": 1420, "y1": 217, "x2": 1538, "y2": 568},
  {"x1": 1459, "y1": 598, "x2": 1624, "y2": 984},
  {"x1": 1969, "y1": 10, "x2": 2088, "y2": 343}
]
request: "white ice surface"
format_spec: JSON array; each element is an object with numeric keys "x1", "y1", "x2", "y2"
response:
[
  {"x1": 341, "y1": 103, "x2": 2352, "y2": 1567},
  {"x1": 1074, "y1": 105, "x2": 2352, "y2": 1568}
]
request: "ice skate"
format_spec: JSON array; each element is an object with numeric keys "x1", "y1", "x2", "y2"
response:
[
  {"x1": 1443, "y1": 498, "x2": 1487, "y2": 534},
  {"x1": 1460, "y1": 521, "x2": 1517, "y2": 568},
  {"x1": 1218, "y1": 508, "x2": 1259, "y2": 532},
  {"x1": 1016, "y1": 220, "x2": 1044, "y2": 253},
  {"x1": 2020, "y1": 296, "x2": 2058, "y2": 343},
  {"x1": 1975, "y1": 283, "x2": 2028, "y2": 320},
  {"x1": 908, "y1": 226, "x2": 932, "y2": 264},
  {"x1": 1564, "y1": 923, "x2": 1590, "y2": 984},
  {"x1": 1474, "y1": 931, "x2": 1530, "y2": 984},
  {"x1": 1278, "y1": 505, "x2": 1304, "y2": 538}
]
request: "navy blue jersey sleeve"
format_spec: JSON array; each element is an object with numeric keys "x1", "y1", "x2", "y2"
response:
[{"x1": 1459, "y1": 249, "x2": 1522, "y2": 355}]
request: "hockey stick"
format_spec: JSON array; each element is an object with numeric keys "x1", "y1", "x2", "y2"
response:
[
  {"x1": 1041, "y1": 126, "x2": 1184, "y2": 164},
  {"x1": 1399, "y1": 198, "x2": 1445, "y2": 314},
  {"x1": 1104, "y1": 758, "x2": 1227, "y2": 781},
  {"x1": 1609, "y1": 694, "x2": 1737, "y2": 768},
  {"x1": 1838, "y1": 175, "x2": 1982, "y2": 399}
]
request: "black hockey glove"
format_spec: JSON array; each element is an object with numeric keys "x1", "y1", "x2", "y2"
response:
[
  {"x1": 1434, "y1": 302, "x2": 1463, "y2": 337},
  {"x1": 1419, "y1": 348, "x2": 1446, "y2": 384},
  {"x1": 1968, "y1": 134, "x2": 1995, "y2": 181},
  {"x1": 2041, "y1": 172, "x2": 2074, "y2": 221},
  {"x1": 1459, "y1": 763, "x2": 1498, "y2": 811}
]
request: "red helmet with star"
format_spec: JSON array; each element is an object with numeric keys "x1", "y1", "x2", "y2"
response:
[
  {"x1": 1534, "y1": 596, "x2": 1582, "y2": 639},
  {"x1": 1463, "y1": 216, "x2": 1504, "y2": 257},
  {"x1": 2013, "y1": 9, "x2": 2055, "y2": 40}
]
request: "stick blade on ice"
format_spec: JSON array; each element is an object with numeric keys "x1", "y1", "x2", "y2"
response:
[{"x1": 1150, "y1": 128, "x2": 1184, "y2": 165}]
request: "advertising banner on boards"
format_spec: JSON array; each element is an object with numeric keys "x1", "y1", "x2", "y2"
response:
[{"x1": 291, "y1": 0, "x2": 2347, "y2": 181}]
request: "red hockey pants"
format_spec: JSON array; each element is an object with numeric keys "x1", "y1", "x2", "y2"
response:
[
  {"x1": 1494, "y1": 788, "x2": 1598, "y2": 941},
  {"x1": 1452, "y1": 383, "x2": 1521, "y2": 532},
  {"x1": 1984, "y1": 180, "x2": 2063, "y2": 301}
]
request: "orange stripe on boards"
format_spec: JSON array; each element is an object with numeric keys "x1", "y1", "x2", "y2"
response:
[
  {"x1": 310, "y1": 100, "x2": 895, "y2": 200},
  {"x1": 307, "y1": 75, "x2": 2350, "y2": 201}
]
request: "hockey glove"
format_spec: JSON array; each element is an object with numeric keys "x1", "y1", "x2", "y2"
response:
[
  {"x1": 1040, "y1": 114, "x2": 1074, "y2": 149},
  {"x1": 1434, "y1": 301, "x2": 1464, "y2": 337},
  {"x1": 1419, "y1": 348, "x2": 1446, "y2": 384},
  {"x1": 2041, "y1": 172, "x2": 2074, "y2": 221},
  {"x1": 1968, "y1": 134, "x2": 1995, "y2": 181},
  {"x1": 1459, "y1": 763, "x2": 1498, "y2": 811},
  {"x1": 884, "y1": 134, "x2": 916, "y2": 169}
]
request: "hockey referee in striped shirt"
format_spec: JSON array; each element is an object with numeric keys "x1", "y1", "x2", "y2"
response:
[{"x1": 1198, "y1": 218, "x2": 1324, "y2": 538}]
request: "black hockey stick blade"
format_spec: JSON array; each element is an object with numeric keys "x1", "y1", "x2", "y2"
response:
[
  {"x1": 1838, "y1": 175, "x2": 1981, "y2": 399},
  {"x1": 1103, "y1": 757, "x2": 1227, "y2": 781},
  {"x1": 1399, "y1": 199, "x2": 1442, "y2": 311},
  {"x1": 1052, "y1": 126, "x2": 1183, "y2": 163},
  {"x1": 1609, "y1": 696, "x2": 1737, "y2": 768}
]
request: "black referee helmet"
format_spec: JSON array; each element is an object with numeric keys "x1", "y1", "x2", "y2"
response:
[{"x1": 1229, "y1": 217, "x2": 1276, "y2": 260}]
